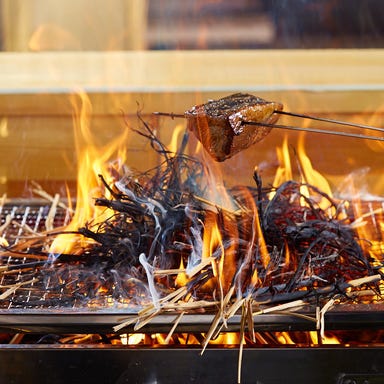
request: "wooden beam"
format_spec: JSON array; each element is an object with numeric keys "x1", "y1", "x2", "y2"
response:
[
  {"x1": 0, "y1": 50, "x2": 382, "y2": 115},
  {"x1": 1, "y1": 49, "x2": 383, "y2": 90}
]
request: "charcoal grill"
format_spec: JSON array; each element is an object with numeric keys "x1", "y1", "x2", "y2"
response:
[{"x1": 0, "y1": 1, "x2": 383, "y2": 379}]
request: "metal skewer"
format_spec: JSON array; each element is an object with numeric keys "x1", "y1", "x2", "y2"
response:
[
  {"x1": 153, "y1": 112, "x2": 185, "y2": 119},
  {"x1": 154, "y1": 111, "x2": 384, "y2": 142},
  {"x1": 243, "y1": 121, "x2": 384, "y2": 142},
  {"x1": 274, "y1": 110, "x2": 384, "y2": 134}
]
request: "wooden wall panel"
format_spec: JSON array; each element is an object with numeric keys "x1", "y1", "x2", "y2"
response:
[{"x1": 0, "y1": 50, "x2": 382, "y2": 196}]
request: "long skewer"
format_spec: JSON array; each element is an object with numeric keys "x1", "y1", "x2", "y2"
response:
[
  {"x1": 153, "y1": 112, "x2": 184, "y2": 119},
  {"x1": 243, "y1": 121, "x2": 384, "y2": 142},
  {"x1": 274, "y1": 110, "x2": 384, "y2": 133},
  {"x1": 154, "y1": 111, "x2": 384, "y2": 142}
]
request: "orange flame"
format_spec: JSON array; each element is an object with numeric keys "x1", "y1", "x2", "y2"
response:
[
  {"x1": 201, "y1": 211, "x2": 229, "y2": 293},
  {"x1": 50, "y1": 92, "x2": 129, "y2": 255},
  {"x1": 175, "y1": 257, "x2": 188, "y2": 287},
  {"x1": 46, "y1": 92, "x2": 382, "y2": 347},
  {"x1": 271, "y1": 134, "x2": 334, "y2": 213},
  {"x1": 341, "y1": 171, "x2": 384, "y2": 291}
]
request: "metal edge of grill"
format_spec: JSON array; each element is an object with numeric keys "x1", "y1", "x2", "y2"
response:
[
  {"x1": 0, "y1": 345, "x2": 383, "y2": 384},
  {"x1": 0, "y1": 305, "x2": 383, "y2": 333}
]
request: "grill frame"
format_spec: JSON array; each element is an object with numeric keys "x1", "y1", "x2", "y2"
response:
[
  {"x1": 0, "y1": 304, "x2": 384, "y2": 334},
  {"x1": 0, "y1": 345, "x2": 383, "y2": 384}
]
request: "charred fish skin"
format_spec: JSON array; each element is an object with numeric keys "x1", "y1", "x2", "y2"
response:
[{"x1": 185, "y1": 93, "x2": 283, "y2": 161}]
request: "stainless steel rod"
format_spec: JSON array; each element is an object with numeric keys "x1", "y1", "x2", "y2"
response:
[
  {"x1": 243, "y1": 121, "x2": 384, "y2": 142},
  {"x1": 275, "y1": 110, "x2": 384, "y2": 133}
]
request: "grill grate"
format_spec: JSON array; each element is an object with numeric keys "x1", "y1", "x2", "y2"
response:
[
  {"x1": 0, "y1": 201, "x2": 85, "y2": 310},
  {"x1": 0, "y1": 200, "x2": 384, "y2": 334},
  {"x1": 0, "y1": 199, "x2": 72, "y2": 243},
  {"x1": 0, "y1": 200, "x2": 146, "y2": 311}
]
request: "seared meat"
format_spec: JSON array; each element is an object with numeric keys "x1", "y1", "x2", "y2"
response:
[{"x1": 185, "y1": 93, "x2": 283, "y2": 161}]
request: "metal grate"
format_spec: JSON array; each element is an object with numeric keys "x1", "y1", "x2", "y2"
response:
[
  {"x1": 0, "y1": 201, "x2": 81, "y2": 309},
  {"x1": 0, "y1": 200, "x2": 384, "y2": 334},
  {"x1": 0, "y1": 200, "x2": 148, "y2": 312},
  {"x1": 0, "y1": 201, "x2": 69, "y2": 244}
]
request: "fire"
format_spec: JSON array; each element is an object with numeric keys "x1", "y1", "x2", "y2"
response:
[
  {"x1": 202, "y1": 211, "x2": 233, "y2": 295},
  {"x1": 297, "y1": 134, "x2": 334, "y2": 211},
  {"x1": 341, "y1": 172, "x2": 384, "y2": 294},
  {"x1": 321, "y1": 333, "x2": 341, "y2": 345},
  {"x1": 272, "y1": 133, "x2": 334, "y2": 212},
  {"x1": 232, "y1": 184, "x2": 270, "y2": 288},
  {"x1": 272, "y1": 136, "x2": 292, "y2": 186},
  {"x1": 50, "y1": 92, "x2": 129, "y2": 255},
  {"x1": 275, "y1": 332, "x2": 295, "y2": 345},
  {"x1": 175, "y1": 257, "x2": 188, "y2": 287},
  {"x1": 39, "y1": 95, "x2": 384, "y2": 349},
  {"x1": 167, "y1": 123, "x2": 186, "y2": 153},
  {"x1": 208, "y1": 332, "x2": 240, "y2": 346}
]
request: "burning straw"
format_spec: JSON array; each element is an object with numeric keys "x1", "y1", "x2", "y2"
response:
[{"x1": 0, "y1": 113, "x2": 383, "y2": 341}]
